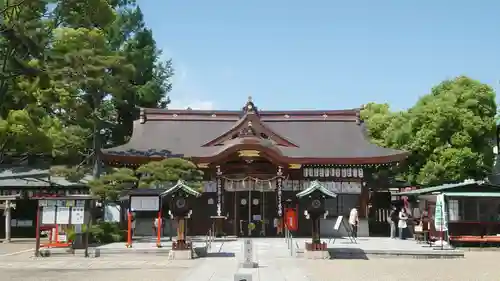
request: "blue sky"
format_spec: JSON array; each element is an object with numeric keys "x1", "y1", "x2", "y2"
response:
[{"x1": 137, "y1": 0, "x2": 500, "y2": 111}]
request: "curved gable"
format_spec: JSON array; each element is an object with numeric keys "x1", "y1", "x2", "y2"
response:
[{"x1": 202, "y1": 97, "x2": 298, "y2": 147}]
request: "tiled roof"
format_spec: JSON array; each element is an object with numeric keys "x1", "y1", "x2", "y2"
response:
[
  {"x1": 0, "y1": 167, "x2": 90, "y2": 187},
  {"x1": 103, "y1": 106, "x2": 407, "y2": 163}
]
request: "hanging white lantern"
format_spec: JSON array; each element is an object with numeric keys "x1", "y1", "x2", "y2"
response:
[
  {"x1": 347, "y1": 168, "x2": 352, "y2": 177},
  {"x1": 353, "y1": 168, "x2": 358, "y2": 178},
  {"x1": 325, "y1": 168, "x2": 330, "y2": 177},
  {"x1": 310, "y1": 168, "x2": 315, "y2": 177},
  {"x1": 341, "y1": 168, "x2": 347, "y2": 178},
  {"x1": 319, "y1": 167, "x2": 324, "y2": 177},
  {"x1": 358, "y1": 168, "x2": 364, "y2": 178}
]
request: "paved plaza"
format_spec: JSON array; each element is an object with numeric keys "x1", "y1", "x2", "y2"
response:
[{"x1": 0, "y1": 238, "x2": 499, "y2": 280}]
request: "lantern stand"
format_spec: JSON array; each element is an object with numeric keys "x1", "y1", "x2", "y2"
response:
[
  {"x1": 161, "y1": 180, "x2": 201, "y2": 260},
  {"x1": 296, "y1": 180, "x2": 336, "y2": 259}
]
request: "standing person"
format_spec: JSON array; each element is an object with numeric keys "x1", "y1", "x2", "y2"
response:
[
  {"x1": 153, "y1": 217, "x2": 159, "y2": 237},
  {"x1": 274, "y1": 217, "x2": 283, "y2": 236},
  {"x1": 388, "y1": 207, "x2": 398, "y2": 239},
  {"x1": 131, "y1": 213, "x2": 136, "y2": 237},
  {"x1": 349, "y1": 206, "x2": 359, "y2": 238},
  {"x1": 420, "y1": 210, "x2": 430, "y2": 242},
  {"x1": 161, "y1": 216, "x2": 166, "y2": 237},
  {"x1": 398, "y1": 208, "x2": 409, "y2": 239}
]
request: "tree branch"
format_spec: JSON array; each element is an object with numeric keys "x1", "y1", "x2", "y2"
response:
[{"x1": 0, "y1": 0, "x2": 27, "y2": 16}]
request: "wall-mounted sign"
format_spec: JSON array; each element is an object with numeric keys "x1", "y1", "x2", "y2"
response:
[
  {"x1": 72, "y1": 207, "x2": 85, "y2": 225},
  {"x1": 130, "y1": 196, "x2": 160, "y2": 212},
  {"x1": 56, "y1": 207, "x2": 70, "y2": 224},
  {"x1": 41, "y1": 207, "x2": 56, "y2": 224}
]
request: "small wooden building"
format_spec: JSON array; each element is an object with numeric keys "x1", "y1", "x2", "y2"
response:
[
  {"x1": 0, "y1": 166, "x2": 89, "y2": 238},
  {"x1": 102, "y1": 98, "x2": 408, "y2": 237},
  {"x1": 394, "y1": 180, "x2": 500, "y2": 242}
]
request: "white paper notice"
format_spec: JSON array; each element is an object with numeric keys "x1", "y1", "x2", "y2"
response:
[
  {"x1": 71, "y1": 207, "x2": 85, "y2": 225},
  {"x1": 56, "y1": 207, "x2": 70, "y2": 224},
  {"x1": 41, "y1": 207, "x2": 56, "y2": 225}
]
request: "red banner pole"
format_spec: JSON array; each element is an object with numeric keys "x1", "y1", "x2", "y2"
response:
[
  {"x1": 156, "y1": 212, "x2": 162, "y2": 247},
  {"x1": 35, "y1": 206, "x2": 40, "y2": 256},
  {"x1": 126, "y1": 211, "x2": 132, "y2": 248}
]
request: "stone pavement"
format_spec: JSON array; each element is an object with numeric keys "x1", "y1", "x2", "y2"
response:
[
  {"x1": 0, "y1": 238, "x2": 36, "y2": 256},
  {"x1": 1, "y1": 238, "x2": 499, "y2": 281},
  {"x1": 179, "y1": 238, "x2": 312, "y2": 281},
  {"x1": 305, "y1": 251, "x2": 500, "y2": 281},
  {"x1": 0, "y1": 254, "x2": 195, "y2": 281},
  {"x1": 324, "y1": 237, "x2": 463, "y2": 258}
]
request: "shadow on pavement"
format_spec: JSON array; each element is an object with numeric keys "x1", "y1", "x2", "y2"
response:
[
  {"x1": 328, "y1": 248, "x2": 369, "y2": 260},
  {"x1": 206, "y1": 252, "x2": 235, "y2": 258}
]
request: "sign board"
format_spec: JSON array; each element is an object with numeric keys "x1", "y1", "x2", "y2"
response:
[
  {"x1": 41, "y1": 207, "x2": 56, "y2": 224},
  {"x1": 130, "y1": 196, "x2": 160, "y2": 211},
  {"x1": 434, "y1": 194, "x2": 448, "y2": 232},
  {"x1": 58, "y1": 234, "x2": 67, "y2": 242},
  {"x1": 104, "y1": 204, "x2": 121, "y2": 223},
  {"x1": 243, "y1": 239, "x2": 253, "y2": 265},
  {"x1": 56, "y1": 207, "x2": 70, "y2": 224},
  {"x1": 334, "y1": 215, "x2": 343, "y2": 230},
  {"x1": 72, "y1": 207, "x2": 85, "y2": 225}
]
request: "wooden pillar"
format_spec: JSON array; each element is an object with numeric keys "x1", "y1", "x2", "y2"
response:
[
  {"x1": 358, "y1": 184, "x2": 369, "y2": 218},
  {"x1": 177, "y1": 217, "x2": 185, "y2": 241},
  {"x1": 233, "y1": 192, "x2": 238, "y2": 236}
]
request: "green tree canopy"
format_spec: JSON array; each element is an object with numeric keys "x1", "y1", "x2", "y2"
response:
[
  {"x1": 87, "y1": 167, "x2": 137, "y2": 201},
  {"x1": 362, "y1": 76, "x2": 497, "y2": 185},
  {"x1": 83, "y1": 158, "x2": 204, "y2": 201},
  {"x1": 137, "y1": 158, "x2": 204, "y2": 190},
  {"x1": 0, "y1": 0, "x2": 174, "y2": 169}
]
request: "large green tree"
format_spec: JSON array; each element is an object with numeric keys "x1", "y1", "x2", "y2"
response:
[
  {"x1": 0, "y1": 0, "x2": 174, "y2": 170},
  {"x1": 0, "y1": 0, "x2": 89, "y2": 163},
  {"x1": 362, "y1": 76, "x2": 497, "y2": 185}
]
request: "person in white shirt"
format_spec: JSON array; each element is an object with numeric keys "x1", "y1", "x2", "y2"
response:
[
  {"x1": 349, "y1": 206, "x2": 359, "y2": 238},
  {"x1": 398, "y1": 208, "x2": 409, "y2": 239},
  {"x1": 153, "y1": 217, "x2": 159, "y2": 236}
]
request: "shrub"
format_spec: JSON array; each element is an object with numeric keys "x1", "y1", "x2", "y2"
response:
[
  {"x1": 89, "y1": 222, "x2": 126, "y2": 244},
  {"x1": 66, "y1": 222, "x2": 126, "y2": 245}
]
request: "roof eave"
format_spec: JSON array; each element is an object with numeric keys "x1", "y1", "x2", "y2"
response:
[
  {"x1": 161, "y1": 180, "x2": 201, "y2": 198},
  {"x1": 296, "y1": 180, "x2": 337, "y2": 198}
]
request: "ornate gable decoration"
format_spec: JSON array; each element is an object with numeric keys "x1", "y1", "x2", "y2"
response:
[
  {"x1": 202, "y1": 97, "x2": 298, "y2": 147},
  {"x1": 242, "y1": 96, "x2": 258, "y2": 115}
]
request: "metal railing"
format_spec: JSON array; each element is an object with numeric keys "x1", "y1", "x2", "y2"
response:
[
  {"x1": 284, "y1": 226, "x2": 295, "y2": 257},
  {"x1": 205, "y1": 228, "x2": 215, "y2": 250}
]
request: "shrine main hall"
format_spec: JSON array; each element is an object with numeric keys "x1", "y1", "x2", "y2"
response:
[{"x1": 102, "y1": 98, "x2": 408, "y2": 237}]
